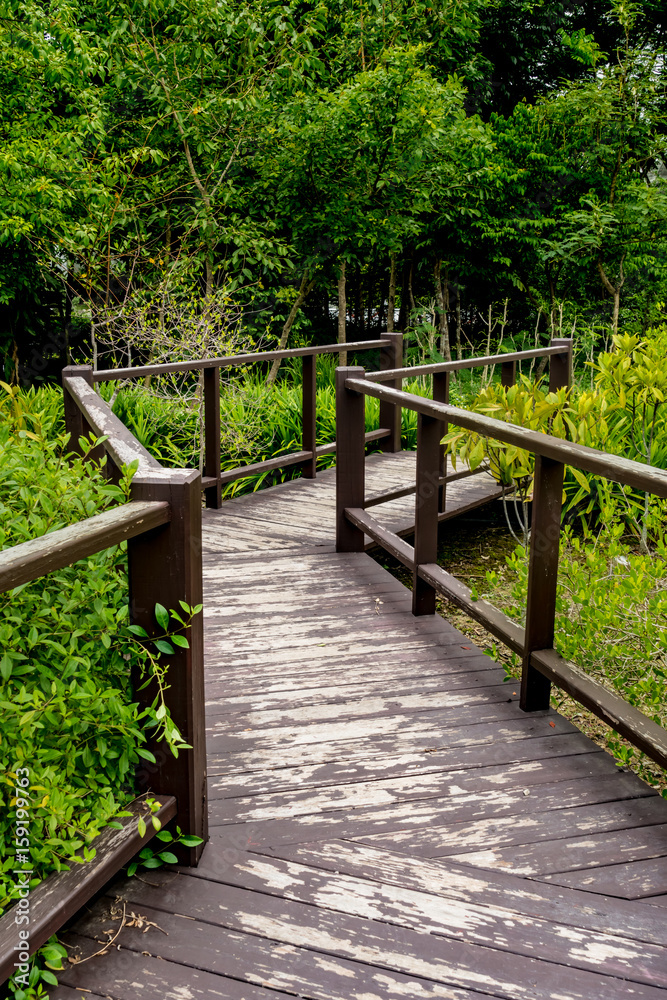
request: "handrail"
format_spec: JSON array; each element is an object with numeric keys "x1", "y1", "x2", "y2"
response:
[
  {"x1": 0, "y1": 500, "x2": 170, "y2": 593},
  {"x1": 0, "y1": 795, "x2": 176, "y2": 985},
  {"x1": 365, "y1": 344, "x2": 567, "y2": 382},
  {"x1": 335, "y1": 339, "x2": 667, "y2": 771},
  {"x1": 64, "y1": 375, "x2": 161, "y2": 475},
  {"x1": 75, "y1": 333, "x2": 406, "y2": 507},
  {"x1": 92, "y1": 338, "x2": 388, "y2": 382},
  {"x1": 345, "y1": 378, "x2": 667, "y2": 498}
]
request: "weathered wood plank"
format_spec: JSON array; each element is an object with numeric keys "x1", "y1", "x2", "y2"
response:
[
  {"x1": 263, "y1": 840, "x2": 667, "y2": 948},
  {"x1": 207, "y1": 772, "x2": 652, "y2": 841},
  {"x1": 207, "y1": 733, "x2": 605, "y2": 799},
  {"x1": 540, "y1": 856, "x2": 667, "y2": 898},
  {"x1": 209, "y1": 754, "x2": 621, "y2": 825},
  {"x1": 78, "y1": 874, "x2": 667, "y2": 1000},
  {"x1": 62, "y1": 916, "x2": 489, "y2": 1000},
  {"x1": 172, "y1": 848, "x2": 667, "y2": 987},
  {"x1": 363, "y1": 796, "x2": 667, "y2": 859},
  {"x1": 449, "y1": 822, "x2": 667, "y2": 876},
  {"x1": 206, "y1": 714, "x2": 577, "y2": 777}
]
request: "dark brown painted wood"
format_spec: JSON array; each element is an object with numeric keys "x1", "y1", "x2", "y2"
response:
[
  {"x1": 335, "y1": 366, "x2": 366, "y2": 552},
  {"x1": 345, "y1": 506, "x2": 414, "y2": 566},
  {"x1": 379, "y1": 331, "x2": 403, "y2": 452},
  {"x1": 301, "y1": 353, "x2": 317, "y2": 478},
  {"x1": 92, "y1": 338, "x2": 387, "y2": 382},
  {"x1": 549, "y1": 336, "x2": 573, "y2": 393},
  {"x1": 0, "y1": 794, "x2": 175, "y2": 983},
  {"x1": 128, "y1": 469, "x2": 207, "y2": 864},
  {"x1": 204, "y1": 365, "x2": 222, "y2": 508},
  {"x1": 521, "y1": 454, "x2": 564, "y2": 711},
  {"x1": 61, "y1": 364, "x2": 97, "y2": 457},
  {"x1": 413, "y1": 413, "x2": 441, "y2": 616},
  {"x1": 501, "y1": 359, "x2": 517, "y2": 387},
  {"x1": 366, "y1": 344, "x2": 569, "y2": 383},
  {"x1": 532, "y1": 647, "x2": 667, "y2": 770},
  {"x1": 0, "y1": 501, "x2": 169, "y2": 594},
  {"x1": 347, "y1": 377, "x2": 667, "y2": 496},
  {"x1": 62, "y1": 375, "x2": 161, "y2": 474},
  {"x1": 417, "y1": 561, "x2": 525, "y2": 654},
  {"x1": 433, "y1": 370, "x2": 450, "y2": 513},
  {"x1": 267, "y1": 841, "x2": 667, "y2": 947}
]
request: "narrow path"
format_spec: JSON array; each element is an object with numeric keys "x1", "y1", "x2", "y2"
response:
[{"x1": 57, "y1": 453, "x2": 667, "y2": 999}]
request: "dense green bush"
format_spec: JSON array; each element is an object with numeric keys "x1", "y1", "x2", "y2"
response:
[{"x1": 0, "y1": 386, "x2": 189, "y2": 997}]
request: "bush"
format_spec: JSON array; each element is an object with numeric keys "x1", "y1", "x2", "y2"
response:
[
  {"x1": 0, "y1": 386, "x2": 189, "y2": 997},
  {"x1": 483, "y1": 514, "x2": 667, "y2": 792}
]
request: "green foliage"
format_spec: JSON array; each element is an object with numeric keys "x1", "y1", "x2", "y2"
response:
[
  {"x1": 485, "y1": 517, "x2": 667, "y2": 791},
  {"x1": 0, "y1": 386, "x2": 199, "y2": 997},
  {"x1": 443, "y1": 327, "x2": 667, "y2": 543},
  {"x1": 107, "y1": 367, "x2": 429, "y2": 495}
]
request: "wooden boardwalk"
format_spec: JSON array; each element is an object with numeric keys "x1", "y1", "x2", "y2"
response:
[{"x1": 56, "y1": 453, "x2": 667, "y2": 999}]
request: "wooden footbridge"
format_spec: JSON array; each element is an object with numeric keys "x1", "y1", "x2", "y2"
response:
[{"x1": 3, "y1": 335, "x2": 667, "y2": 999}]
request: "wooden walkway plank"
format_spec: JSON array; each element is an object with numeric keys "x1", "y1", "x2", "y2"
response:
[
  {"x1": 208, "y1": 733, "x2": 600, "y2": 799},
  {"x1": 539, "y1": 856, "x2": 667, "y2": 899},
  {"x1": 362, "y1": 796, "x2": 667, "y2": 859},
  {"x1": 259, "y1": 841, "x2": 667, "y2": 948},
  {"x1": 165, "y1": 849, "x2": 667, "y2": 989},
  {"x1": 66, "y1": 875, "x2": 667, "y2": 1000},
  {"x1": 448, "y1": 823, "x2": 667, "y2": 876},
  {"x1": 207, "y1": 773, "x2": 655, "y2": 842}
]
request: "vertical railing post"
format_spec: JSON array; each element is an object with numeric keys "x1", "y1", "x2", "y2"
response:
[
  {"x1": 520, "y1": 456, "x2": 564, "y2": 711},
  {"x1": 549, "y1": 337, "x2": 573, "y2": 394},
  {"x1": 61, "y1": 365, "x2": 104, "y2": 463},
  {"x1": 335, "y1": 366, "x2": 366, "y2": 552},
  {"x1": 521, "y1": 339, "x2": 570, "y2": 712},
  {"x1": 203, "y1": 366, "x2": 222, "y2": 508},
  {"x1": 379, "y1": 332, "x2": 403, "y2": 453},
  {"x1": 302, "y1": 353, "x2": 317, "y2": 479},
  {"x1": 501, "y1": 359, "x2": 517, "y2": 388},
  {"x1": 433, "y1": 371, "x2": 450, "y2": 514},
  {"x1": 413, "y1": 413, "x2": 441, "y2": 616},
  {"x1": 128, "y1": 468, "x2": 207, "y2": 865}
]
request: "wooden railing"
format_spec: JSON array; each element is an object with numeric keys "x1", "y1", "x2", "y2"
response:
[
  {"x1": 336, "y1": 338, "x2": 667, "y2": 771},
  {"x1": 90, "y1": 333, "x2": 404, "y2": 506},
  {"x1": 0, "y1": 375, "x2": 208, "y2": 980}
]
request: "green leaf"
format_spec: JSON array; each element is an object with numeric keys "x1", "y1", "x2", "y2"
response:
[
  {"x1": 158, "y1": 851, "x2": 178, "y2": 864},
  {"x1": 154, "y1": 603, "x2": 170, "y2": 630},
  {"x1": 154, "y1": 640, "x2": 175, "y2": 655},
  {"x1": 137, "y1": 817, "x2": 147, "y2": 838},
  {"x1": 171, "y1": 634, "x2": 189, "y2": 648}
]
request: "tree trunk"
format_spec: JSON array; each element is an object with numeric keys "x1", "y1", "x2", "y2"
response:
[
  {"x1": 434, "y1": 260, "x2": 452, "y2": 361},
  {"x1": 398, "y1": 258, "x2": 410, "y2": 331},
  {"x1": 597, "y1": 259, "x2": 625, "y2": 337},
  {"x1": 338, "y1": 261, "x2": 347, "y2": 367},
  {"x1": 267, "y1": 274, "x2": 316, "y2": 383},
  {"x1": 454, "y1": 283, "x2": 462, "y2": 360},
  {"x1": 387, "y1": 253, "x2": 396, "y2": 332}
]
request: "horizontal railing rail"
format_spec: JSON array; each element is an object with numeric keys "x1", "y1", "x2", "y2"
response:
[
  {"x1": 0, "y1": 794, "x2": 176, "y2": 985},
  {"x1": 0, "y1": 500, "x2": 170, "y2": 593},
  {"x1": 335, "y1": 338, "x2": 667, "y2": 771},
  {"x1": 364, "y1": 344, "x2": 568, "y2": 383},
  {"x1": 92, "y1": 338, "x2": 389, "y2": 382},
  {"x1": 82, "y1": 334, "x2": 405, "y2": 508}
]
